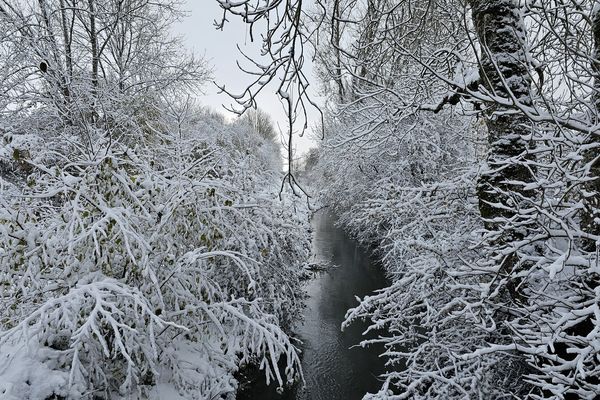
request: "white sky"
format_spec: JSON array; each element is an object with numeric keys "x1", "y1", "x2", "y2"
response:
[{"x1": 173, "y1": 1, "x2": 320, "y2": 159}]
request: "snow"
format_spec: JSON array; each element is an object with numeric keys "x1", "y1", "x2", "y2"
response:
[
  {"x1": 0, "y1": 342, "x2": 73, "y2": 400},
  {"x1": 3, "y1": 0, "x2": 600, "y2": 398}
]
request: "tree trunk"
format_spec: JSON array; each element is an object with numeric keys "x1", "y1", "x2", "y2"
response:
[
  {"x1": 331, "y1": 0, "x2": 345, "y2": 100},
  {"x1": 38, "y1": 0, "x2": 73, "y2": 118},
  {"x1": 469, "y1": 0, "x2": 534, "y2": 290},
  {"x1": 88, "y1": 0, "x2": 99, "y2": 92},
  {"x1": 59, "y1": 0, "x2": 73, "y2": 82},
  {"x1": 86, "y1": 0, "x2": 99, "y2": 126}
]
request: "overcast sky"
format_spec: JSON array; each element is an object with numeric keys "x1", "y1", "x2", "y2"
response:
[{"x1": 173, "y1": 1, "x2": 320, "y2": 158}]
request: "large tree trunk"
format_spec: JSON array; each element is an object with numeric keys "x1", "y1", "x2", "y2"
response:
[{"x1": 469, "y1": 0, "x2": 534, "y2": 298}]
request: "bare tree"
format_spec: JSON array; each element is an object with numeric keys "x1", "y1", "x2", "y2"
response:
[
  {"x1": 0, "y1": 0, "x2": 210, "y2": 137},
  {"x1": 214, "y1": 0, "x2": 322, "y2": 195},
  {"x1": 238, "y1": 107, "x2": 278, "y2": 143}
]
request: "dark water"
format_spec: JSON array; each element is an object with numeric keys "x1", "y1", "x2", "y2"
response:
[{"x1": 242, "y1": 211, "x2": 389, "y2": 400}]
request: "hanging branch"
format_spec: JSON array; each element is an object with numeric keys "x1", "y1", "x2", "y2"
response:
[{"x1": 214, "y1": 0, "x2": 324, "y2": 197}]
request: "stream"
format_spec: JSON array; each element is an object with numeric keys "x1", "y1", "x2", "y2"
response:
[{"x1": 242, "y1": 211, "x2": 389, "y2": 399}]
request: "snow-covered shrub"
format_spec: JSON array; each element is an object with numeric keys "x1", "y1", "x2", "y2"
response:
[
  {"x1": 0, "y1": 0, "x2": 310, "y2": 397},
  {"x1": 305, "y1": 0, "x2": 600, "y2": 397},
  {"x1": 316, "y1": 108, "x2": 599, "y2": 399},
  {"x1": 315, "y1": 113, "x2": 508, "y2": 397},
  {"x1": 0, "y1": 107, "x2": 309, "y2": 399}
]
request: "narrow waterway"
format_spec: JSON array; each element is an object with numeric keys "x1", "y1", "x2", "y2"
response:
[{"x1": 243, "y1": 211, "x2": 389, "y2": 399}]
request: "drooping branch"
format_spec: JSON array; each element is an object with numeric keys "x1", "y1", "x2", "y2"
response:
[{"x1": 214, "y1": 0, "x2": 324, "y2": 190}]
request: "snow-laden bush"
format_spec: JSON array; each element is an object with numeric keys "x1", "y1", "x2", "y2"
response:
[
  {"x1": 0, "y1": 0, "x2": 310, "y2": 398},
  {"x1": 316, "y1": 103, "x2": 600, "y2": 398},
  {"x1": 338, "y1": 173, "x2": 515, "y2": 399},
  {"x1": 0, "y1": 108, "x2": 309, "y2": 399},
  {"x1": 306, "y1": 0, "x2": 600, "y2": 397},
  {"x1": 313, "y1": 110, "x2": 539, "y2": 398}
]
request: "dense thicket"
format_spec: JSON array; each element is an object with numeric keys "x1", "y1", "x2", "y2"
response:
[
  {"x1": 300, "y1": 0, "x2": 600, "y2": 398},
  {"x1": 0, "y1": 1, "x2": 309, "y2": 399}
]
